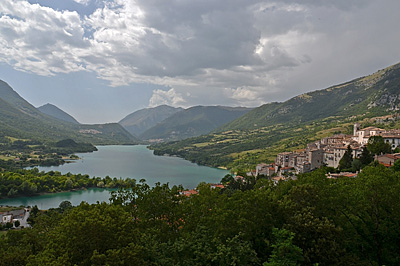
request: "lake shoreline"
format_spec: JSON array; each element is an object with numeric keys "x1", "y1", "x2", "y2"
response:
[{"x1": 0, "y1": 145, "x2": 228, "y2": 209}]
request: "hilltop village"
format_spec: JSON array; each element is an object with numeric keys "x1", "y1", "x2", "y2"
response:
[{"x1": 251, "y1": 122, "x2": 400, "y2": 181}]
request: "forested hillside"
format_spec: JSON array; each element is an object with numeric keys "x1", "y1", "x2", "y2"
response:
[
  {"x1": 151, "y1": 63, "x2": 400, "y2": 170},
  {"x1": 1, "y1": 165, "x2": 399, "y2": 265},
  {"x1": 0, "y1": 80, "x2": 138, "y2": 145},
  {"x1": 119, "y1": 105, "x2": 183, "y2": 137},
  {"x1": 38, "y1": 103, "x2": 80, "y2": 124}
]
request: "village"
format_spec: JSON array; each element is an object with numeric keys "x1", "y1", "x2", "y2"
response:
[
  {"x1": 179, "y1": 122, "x2": 400, "y2": 196},
  {"x1": 250, "y1": 123, "x2": 400, "y2": 182}
]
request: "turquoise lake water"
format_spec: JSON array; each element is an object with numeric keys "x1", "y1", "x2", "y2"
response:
[{"x1": 0, "y1": 145, "x2": 228, "y2": 209}]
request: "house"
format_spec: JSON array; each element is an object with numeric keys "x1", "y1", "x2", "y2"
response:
[
  {"x1": 1, "y1": 209, "x2": 26, "y2": 224},
  {"x1": 210, "y1": 184, "x2": 224, "y2": 189},
  {"x1": 326, "y1": 172, "x2": 358, "y2": 179},
  {"x1": 271, "y1": 176, "x2": 286, "y2": 185},
  {"x1": 1, "y1": 214, "x2": 13, "y2": 224},
  {"x1": 381, "y1": 131, "x2": 400, "y2": 150},
  {"x1": 295, "y1": 162, "x2": 311, "y2": 174},
  {"x1": 307, "y1": 148, "x2": 324, "y2": 169},
  {"x1": 181, "y1": 189, "x2": 198, "y2": 197},
  {"x1": 235, "y1": 175, "x2": 245, "y2": 182},
  {"x1": 353, "y1": 124, "x2": 385, "y2": 145},
  {"x1": 275, "y1": 152, "x2": 292, "y2": 168},
  {"x1": 256, "y1": 163, "x2": 276, "y2": 177},
  {"x1": 375, "y1": 153, "x2": 400, "y2": 167},
  {"x1": 255, "y1": 163, "x2": 269, "y2": 176}
]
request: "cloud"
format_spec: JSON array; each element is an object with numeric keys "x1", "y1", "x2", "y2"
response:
[
  {"x1": 72, "y1": 0, "x2": 91, "y2": 5},
  {"x1": 148, "y1": 88, "x2": 187, "y2": 107},
  {"x1": 0, "y1": 0, "x2": 400, "y2": 109},
  {"x1": 0, "y1": 0, "x2": 88, "y2": 75}
]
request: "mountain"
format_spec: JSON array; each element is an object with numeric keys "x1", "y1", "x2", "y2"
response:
[
  {"x1": 119, "y1": 105, "x2": 183, "y2": 136},
  {"x1": 0, "y1": 80, "x2": 48, "y2": 118},
  {"x1": 151, "y1": 62, "x2": 400, "y2": 169},
  {"x1": 140, "y1": 106, "x2": 252, "y2": 141},
  {"x1": 38, "y1": 103, "x2": 80, "y2": 124},
  {"x1": 0, "y1": 80, "x2": 138, "y2": 145},
  {"x1": 220, "y1": 62, "x2": 400, "y2": 131}
]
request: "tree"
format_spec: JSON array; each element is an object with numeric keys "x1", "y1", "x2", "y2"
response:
[
  {"x1": 5, "y1": 222, "x2": 13, "y2": 229},
  {"x1": 368, "y1": 136, "x2": 392, "y2": 155},
  {"x1": 392, "y1": 159, "x2": 400, "y2": 172},
  {"x1": 359, "y1": 146, "x2": 373, "y2": 166},
  {"x1": 339, "y1": 145, "x2": 353, "y2": 170},
  {"x1": 221, "y1": 174, "x2": 234, "y2": 184},
  {"x1": 58, "y1": 201, "x2": 73, "y2": 213},
  {"x1": 351, "y1": 159, "x2": 362, "y2": 172},
  {"x1": 264, "y1": 228, "x2": 303, "y2": 266},
  {"x1": 14, "y1": 220, "x2": 20, "y2": 228}
]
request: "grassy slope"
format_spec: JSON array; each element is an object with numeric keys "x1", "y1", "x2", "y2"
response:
[
  {"x1": 0, "y1": 81, "x2": 138, "y2": 145},
  {"x1": 119, "y1": 105, "x2": 183, "y2": 137},
  {"x1": 151, "y1": 63, "x2": 400, "y2": 170}
]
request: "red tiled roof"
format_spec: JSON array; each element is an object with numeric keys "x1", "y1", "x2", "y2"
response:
[
  {"x1": 182, "y1": 189, "x2": 198, "y2": 196},
  {"x1": 343, "y1": 173, "x2": 357, "y2": 178},
  {"x1": 379, "y1": 162, "x2": 392, "y2": 167}
]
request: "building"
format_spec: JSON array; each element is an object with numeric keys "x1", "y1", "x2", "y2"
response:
[
  {"x1": 256, "y1": 163, "x2": 276, "y2": 177},
  {"x1": 275, "y1": 152, "x2": 292, "y2": 168},
  {"x1": 375, "y1": 153, "x2": 400, "y2": 167},
  {"x1": 381, "y1": 131, "x2": 400, "y2": 150},
  {"x1": 353, "y1": 125, "x2": 386, "y2": 145}
]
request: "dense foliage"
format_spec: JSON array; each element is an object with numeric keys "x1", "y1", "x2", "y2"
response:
[
  {"x1": 1, "y1": 165, "x2": 399, "y2": 265},
  {"x1": 0, "y1": 168, "x2": 136, "y2": 198}
]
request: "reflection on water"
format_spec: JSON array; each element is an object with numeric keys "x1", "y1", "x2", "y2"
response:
[
  {"x1": 0, "y1": 188, "x2": 115, "y2": 210},
  {"x1": 1, "y1": 145, "x2": 229, "y2": 209}
]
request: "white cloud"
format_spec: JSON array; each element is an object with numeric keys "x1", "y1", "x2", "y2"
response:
[
  {"x1": 148, "y1": 88, "x2": 187, "y2": 107},
  {"x1": 72, "y1": 0, "x2": 91, "y2": 6},
  {"x1": 0, "y1": 0, "x2": 400, "y2": 109},
  {"x1": 0, "y1": 0, "x2": 88, "y2": 75}
]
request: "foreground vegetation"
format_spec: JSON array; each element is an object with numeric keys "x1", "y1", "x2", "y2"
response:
[
  {"x1": 0, "y1": 137, "x2": 98, "y2": 168},
  {"x1": 0, "y1": 167, "x2": 136, "y2": 199},
  {"x1": 1, "y1": 164, "x2": 399, "y2": 265}
]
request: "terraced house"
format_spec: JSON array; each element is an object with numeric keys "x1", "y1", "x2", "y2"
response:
[{"x1": 272, "y1": 123, "x2": 400, "y2": 174}]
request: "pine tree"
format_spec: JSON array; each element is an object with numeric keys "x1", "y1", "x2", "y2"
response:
[{"x1": 339, "y1": 145, "x2": 353, "y2": 170}]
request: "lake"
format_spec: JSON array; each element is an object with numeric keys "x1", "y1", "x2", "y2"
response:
[{"x1": 0, "y1": 145, "x2": 229, "y2": 209}]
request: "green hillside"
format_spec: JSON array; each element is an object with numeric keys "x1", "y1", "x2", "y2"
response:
[
  {"x1": 151, "y1": 63, "x2": 400, "y2": 170},
  {"x1": 221, "y1": 63, "x2": 400, "y2": 131},
  {"x1": 140, "y1": 106, "x2": 252, "y2": 141},
  {"x1": 38, "y1": 103, "x2": 80, "y2": 124},
  {"x1": 119, "y1": 105, "x2": 183, "y2": 137},
  {"x1": 0, "y1": 80, "x2": 138, "y2": 146}
]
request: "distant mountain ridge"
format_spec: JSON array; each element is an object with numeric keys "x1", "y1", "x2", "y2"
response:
[
  {"x1": 219, "y1": 62, "x2": 400, "y2": 131},
  {"x1": 38, "y1": 103, "x2": 80, "y2": 124},
  {"x1": 140, "y1": 106, "x2": 252, "y2": 141},
  {"x1": 119, "y1": 105, "x2": 183, "y2": 136},
  {"x1": 151, "y1": 62, "x2": 400, "y2": 169},
  {"x1": 0, "y1": 80, "x2": 138, "y2": 145}
]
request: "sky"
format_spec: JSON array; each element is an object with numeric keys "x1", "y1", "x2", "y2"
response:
[{"x1": 0, "y1": 0, "x2": 400, "y2": 124}]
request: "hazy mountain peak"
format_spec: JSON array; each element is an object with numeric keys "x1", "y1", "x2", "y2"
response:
[
  {"x1": 119, "y1": 105, "x2": 184, "y2": 136},
  {"x1": 140, "y1": 105, "x2": 252, "y2": 141},
  {"x1": 38, "y1": 103, "x2": 80, "y2": 124}
]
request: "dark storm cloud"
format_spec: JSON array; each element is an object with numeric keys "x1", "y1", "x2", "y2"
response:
[{"x1": 0, "y1": 0, "x2": 399, "y2": 111}]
